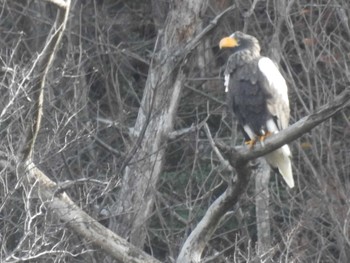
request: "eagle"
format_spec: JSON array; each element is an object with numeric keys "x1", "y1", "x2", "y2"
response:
[{"x1": 219, "y1": 31, "x2": 294, "y2": 188}]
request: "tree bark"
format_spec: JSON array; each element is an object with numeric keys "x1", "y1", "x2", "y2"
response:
[
  {"x1": 176, "y1": 163, "x2": 251, "y2": 263},
  {"x1": 113, "y1": 0, "x2": 209, "y2": 248},
  {"x1": 254, "y1": 158, "x2": 271, "y2": 255},
  {"x1": 22, "y1": 162, "x2": 162, "y2": 263}
]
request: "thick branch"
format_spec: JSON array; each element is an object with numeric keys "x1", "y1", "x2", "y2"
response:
[
  {"x1": 176, "y1": 163, "x2": 251, "y2": 263},
  {"x1": 178, "y1": 88, "x2": 350, "y2": 262},
  {"x1": 17, "y1": 1, "x2": 160, "y2": 261},
  {"x1": 112, "y1": 2, "x2": 237, "y2": 248},
  {"x1": 221, "y1": 89, "x2": 350, "y2": 166},
  {"x1": 24, "y1": 161, "x2": 161, "y2": 263}
]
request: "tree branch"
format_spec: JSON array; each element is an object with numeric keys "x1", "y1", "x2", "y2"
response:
[
  {"x1": 203, "y1": 123, "x2": 233, "y2": 172},
  {"x1": 16, "y1": 1, "x2": 162, "y2": 262},
  {"x1": 21, "y1": 0, "x2": 71, "y2": 161},
  {"x1": 177, "y1": 88, "x2": 350, "y2": 262},
  {"x1": 24, "y1": 161, "x2": 161, "y2": 263},
  {"x1": 172, "y1": 5, "x2": 236, "y2": 63},
  {"x1": 176, "y1": 159, "x2": 251, "y2": 263},
  {"x1": 16, "y1": 2, "x2": 238, "y2": 261},
  {"x1": 229, "y1": 88, "x2": 350, "y2": 165}
]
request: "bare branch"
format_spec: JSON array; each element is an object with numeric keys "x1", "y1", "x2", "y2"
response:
[
  {"x1": 177, "y1": 88, "x2": 350, "y2": 262},
  {"x1": 21, "y1": 0, "x2": 71, "y2": 161},
  {"x1": 168, "y1": 126, "x2": 196, "y2": 140},
  {"x1": 15, "y1": 2, "x2": 161, "y2": 260},
  {"x1": 234, "y1": 88, "x2": 350, "y2": 164},
  {"x1": 203, "y1": 123, "x2": 233, "y2": 172},
  {"x1": 168, "y1": 117, "x2": 208, "y2": 140},
  {"x1": 243, "y1": 0, "x2": 260, "y2": 18},
  {"x1": 23, "y1": 161, "x2": 161, "y2": 263},
  {"x1": 173, "y1": 5, "x2": 236, "y2": 63},
  {"x1": 176, "y1": 158, "x2": 251, "y2": 263}
]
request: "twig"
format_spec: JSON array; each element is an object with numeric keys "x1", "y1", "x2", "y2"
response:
[
  {"x1": 54, "y1": 178, "x2": 109, "y2": 195},
  {"x1": 94, "y1": 136, "x2": 125, "y2": 157},
  {"x1": 168, "y1": 117, "x2": 208, "y2": 140},
  {"x1": 173, "y1": 5, "x2": 236, "y2": 63},
  {"x1": 243, "y1": 0, "x2": 260, "y2": 18},
  {"x1": 185, "y1": 83, "x2": 225, "y2": 105},
  {"x1": 21, "y1": 0, "x2": 71, "y2": 161},
  {"x1": 168, "y1": 126, "x2": 196, "y2": 140},
  {"x1": 203, "y1": 123, "x2": 233, "y2": 172}
]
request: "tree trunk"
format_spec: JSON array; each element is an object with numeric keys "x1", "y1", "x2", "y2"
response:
[
  {"x1": 112, "y1": 0, "x2": 209, "y2": 248},
  {"x1": 254, "y1": 158, "x2": 271, "y2": 255}
]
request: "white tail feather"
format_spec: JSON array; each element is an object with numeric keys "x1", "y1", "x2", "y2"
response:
[{"x1": 265, "y1": 145, "x2": 294, "y2": 188}]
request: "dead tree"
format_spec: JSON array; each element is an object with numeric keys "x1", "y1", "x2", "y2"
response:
[
  {"x1": 111, "y1": 1, "x2": 234, "y2": 248},
  {"x1": 10, "y1": 0, "x2": 350, "y2": 262}
]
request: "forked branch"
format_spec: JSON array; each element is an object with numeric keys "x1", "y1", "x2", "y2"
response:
[
  {"x1": 18, "y1": 3, "x2": 237, "y2": 262},
  {"x1": 18, "y1": 1, "x2": 160, "y2": 262},
  {"x1": 177, "y1": 88, "x2": 350, "y2": 263}
]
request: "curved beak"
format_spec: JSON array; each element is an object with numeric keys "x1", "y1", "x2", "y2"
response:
[{"x1": 219, "y1": 36, "x2": 238, "y2": 49}]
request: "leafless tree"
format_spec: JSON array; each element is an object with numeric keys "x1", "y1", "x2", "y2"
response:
[{"x1": 0, "y1": 0, "x2": 349, "y2": 262}]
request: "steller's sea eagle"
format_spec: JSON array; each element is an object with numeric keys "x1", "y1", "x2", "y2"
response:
[{"x1": 219, "y1": 31, "x2": 294, "y2": 188}]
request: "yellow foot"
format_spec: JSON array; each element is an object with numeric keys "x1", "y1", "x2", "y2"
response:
[
  {"x1": 259, "y1": 131, "x2": 272, "y2": 143},
  {"x1": 245, "y1": 139, "x2": 256, "y2": 149}
]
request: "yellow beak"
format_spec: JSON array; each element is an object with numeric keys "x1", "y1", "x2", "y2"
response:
[{"x1": 219, "y1": 36, "x2": 238, "y2": 49}]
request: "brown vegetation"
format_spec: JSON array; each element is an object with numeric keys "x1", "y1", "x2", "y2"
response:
[{"x1": 0, "y1": 0, "x2": 349, "y2": 262}]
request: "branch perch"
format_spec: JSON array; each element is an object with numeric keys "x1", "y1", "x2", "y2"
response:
[
  {"x1": 177, "y1": 88, "x2": 350, "y2": 262},
  {"x1": 225, "y1": 88, "x2": 350, "y2": 166}
]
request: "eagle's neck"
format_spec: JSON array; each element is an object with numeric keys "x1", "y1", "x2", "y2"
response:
[
  {"x1": 233, "y1": 42, "x2": 261, "y2": 62},
  {"x1": 233, "y1": 38, "x2": 260, "y2": 61},
  {"x1": 228, "y1": 50, "x2": 259, "y2": 70},
  {"x1": 225, "y1": 41, "x2": 261, "y2": 76}
]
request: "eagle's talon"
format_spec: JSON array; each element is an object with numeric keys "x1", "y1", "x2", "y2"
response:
[
  {"x1": 245, "y1": 139, "x2": 256, "y2": 149},
  {"x1": 259, "y1": 131, "x2": 272, "y2": 143}
]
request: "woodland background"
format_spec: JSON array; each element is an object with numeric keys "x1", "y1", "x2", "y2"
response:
[{"x1": 0, "y1": 0, "x2": 350, "y2": 262}]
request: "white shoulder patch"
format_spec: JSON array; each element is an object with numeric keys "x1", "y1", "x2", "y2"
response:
[
  {"x1": 258, "y1": 57, "x2": 289, "y2": 103},
  {"x1": 224, "y1": 74, "x2": 229, "y2": 93}
]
